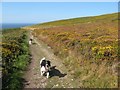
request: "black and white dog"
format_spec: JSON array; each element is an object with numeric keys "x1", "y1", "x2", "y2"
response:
[
  {"x1": 29, "y1": 36, "x2": 33, "y2": 45},
  {"x1": 29, "y1": 38, "x2": 32, "y2": 45},
  {"x1": 40, "y1": 57, "x2": 51, "y2": 78}
]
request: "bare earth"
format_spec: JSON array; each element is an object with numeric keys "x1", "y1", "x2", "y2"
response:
[{"x1": 23, "y1": 31, "x2": 80, "y2": 88}]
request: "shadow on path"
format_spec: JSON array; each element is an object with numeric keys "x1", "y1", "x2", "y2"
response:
[{"x1": 50, "y1": 66, "x2": 67, "y2": 78}]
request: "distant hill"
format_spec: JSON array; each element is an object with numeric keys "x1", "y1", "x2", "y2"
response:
[{"x1": 25, "y1": 12, "x2": 118, "y2": 29}]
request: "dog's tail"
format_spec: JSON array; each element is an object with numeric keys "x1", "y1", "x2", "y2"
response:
[
  {"x1": 41, "y1": 57, "x2": 46, "y2": 60},
  {"x1": 40, "y1": 57, "x2": 46, "y2": 64}
]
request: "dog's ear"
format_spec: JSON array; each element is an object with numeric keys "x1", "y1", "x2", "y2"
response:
[
  {"x1": 52, "y1": 66, "x2": 56, "y2": 69},
  {"x1": 48, "y1": 60, "x2": 51, "y2": 62}
]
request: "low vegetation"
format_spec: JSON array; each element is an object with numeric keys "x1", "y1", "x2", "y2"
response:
[
  {"x1": 27, "y1": 13, "x2": 118, "y2": 88},
  {"x1": 2, "y1": 28, "x2": 30, "y2": 89}
]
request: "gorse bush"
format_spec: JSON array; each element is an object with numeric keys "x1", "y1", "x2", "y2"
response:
[
  {"x1": 2, "y1": 28, "x2": 30, "y2": 89},
  {"x1": 92, "y1": 45, "x2": 114, "y2": 59}
]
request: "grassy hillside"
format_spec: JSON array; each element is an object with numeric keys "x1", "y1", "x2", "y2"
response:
[
  {"x1": 26, "y1": 13, "x2": 118, "y2": 88},
  {"x1": 29, "y1": 13, "x2": 118, "y2": 28},
  {"x1": 2, "y1": 28, "x2": 30, "y2": 89}
]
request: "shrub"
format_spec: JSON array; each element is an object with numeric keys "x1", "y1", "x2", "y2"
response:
[{"x1": 2, "y1": 29, "x2": 30, "y2": 89}]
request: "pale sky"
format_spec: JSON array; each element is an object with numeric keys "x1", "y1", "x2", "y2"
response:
[{"x1": 2, "y1": 2, "x2": 118, "y2": 24}]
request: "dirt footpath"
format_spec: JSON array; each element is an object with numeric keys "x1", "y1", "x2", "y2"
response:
[{"x1": 23, "y1": 31, "x2": 79, "y2": 88}]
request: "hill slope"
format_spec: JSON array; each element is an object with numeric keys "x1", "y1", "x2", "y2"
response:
[
  {"x1": 26, "y1": 13, "x2": 118, "y2": 28},
  {"x1": 24, "y1": 13, "x2": 119, "y2": 88}
]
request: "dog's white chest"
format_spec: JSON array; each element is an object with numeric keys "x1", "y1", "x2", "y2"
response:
[{"x1": 41, "y1": 66, "x2": 46, "y2": 72}]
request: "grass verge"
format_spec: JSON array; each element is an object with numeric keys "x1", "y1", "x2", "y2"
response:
[{"x1": 2, "y1": 29, "x2": 30, "y2": 89}]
